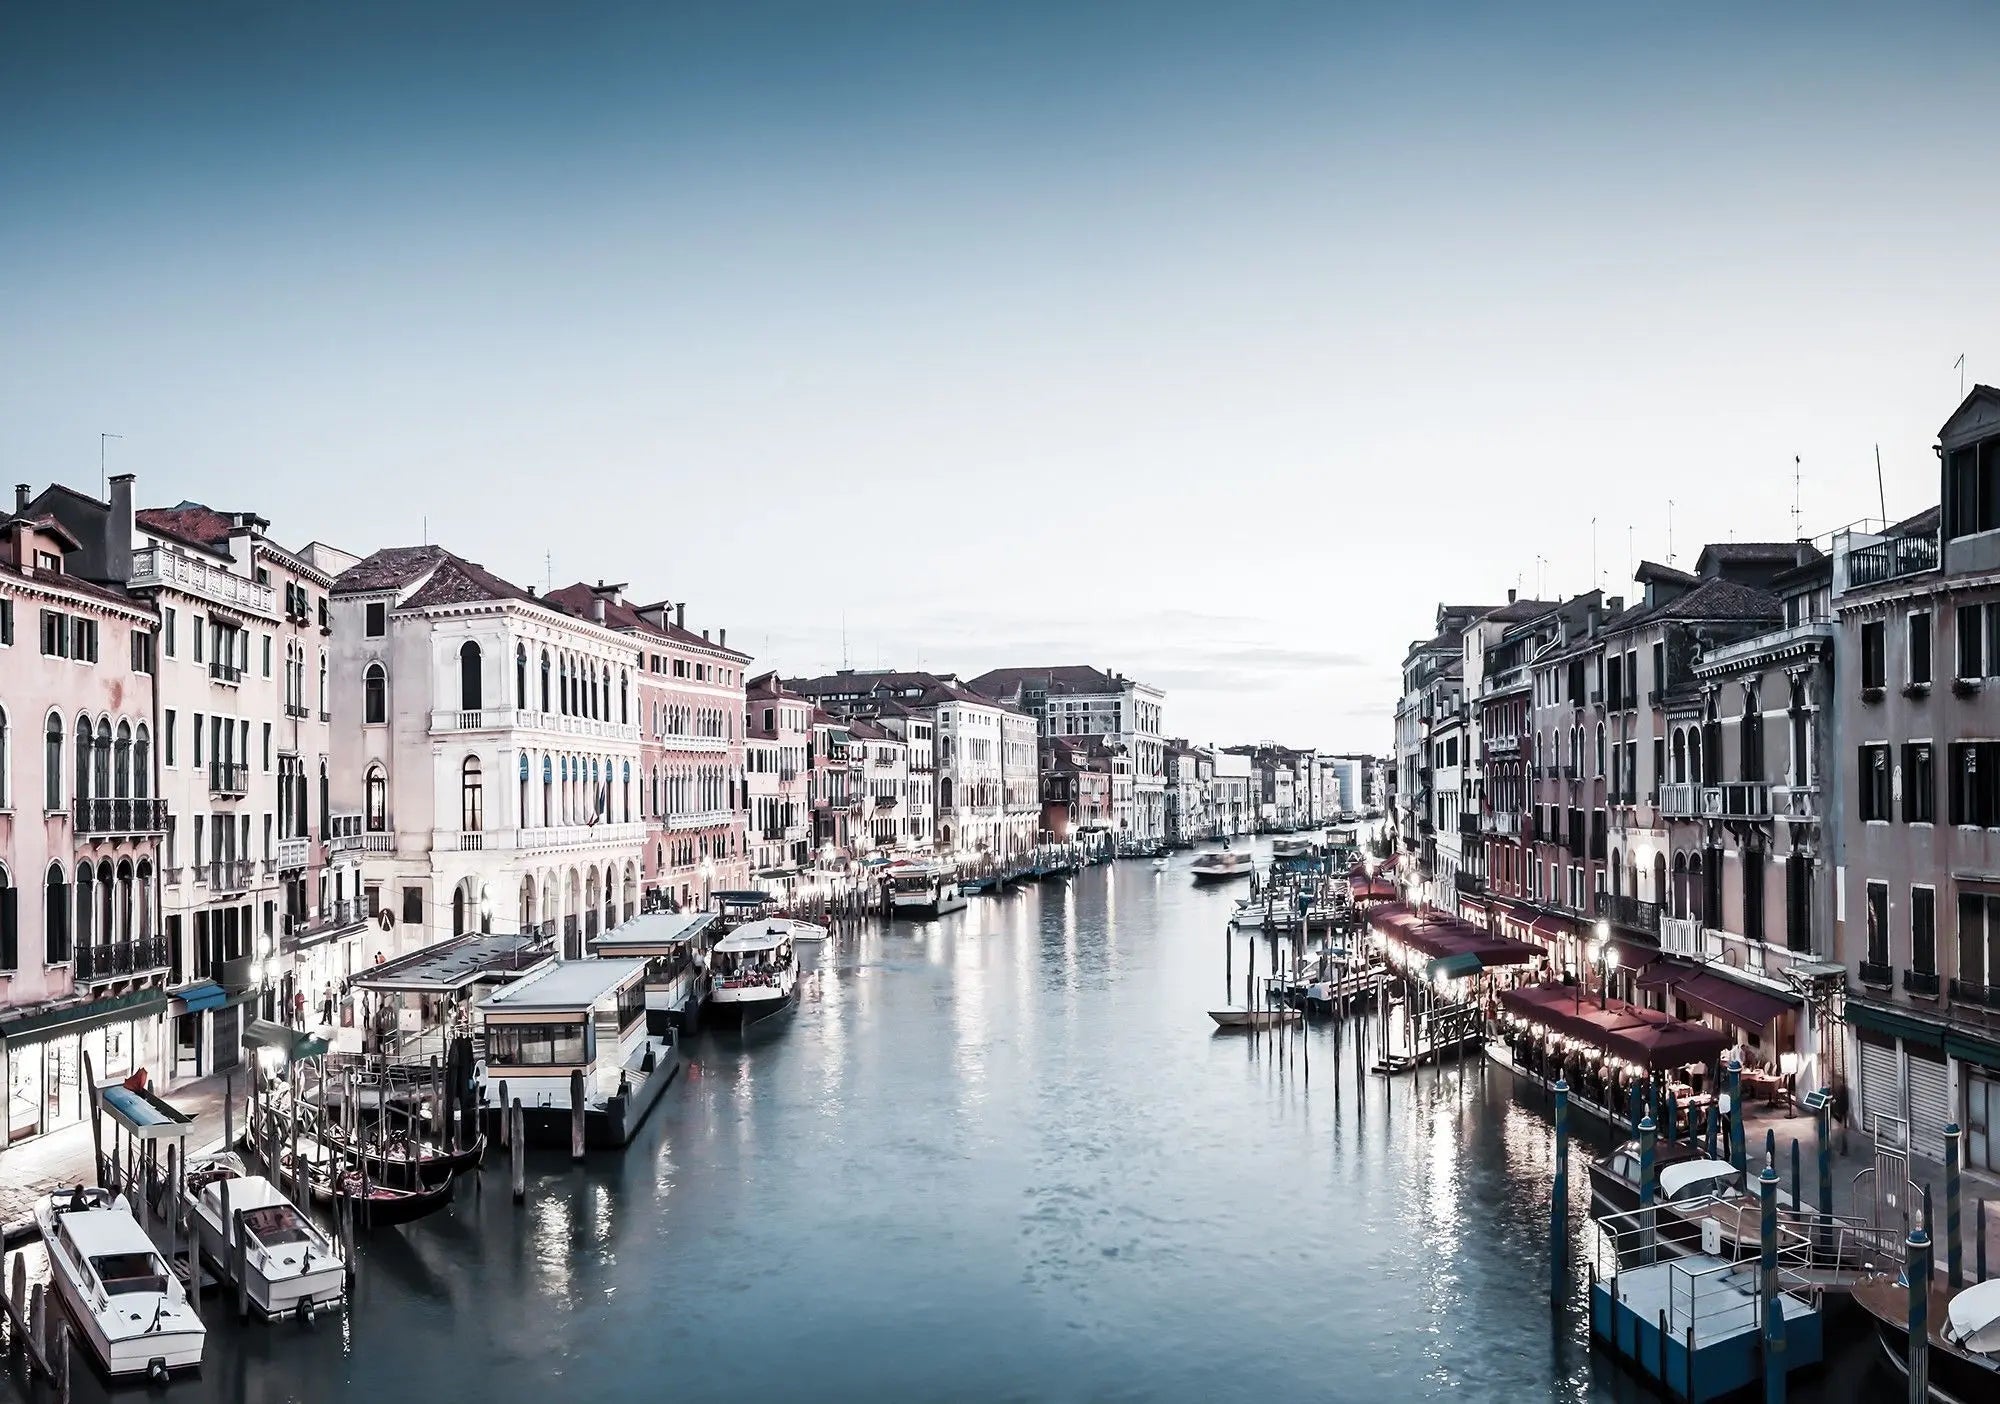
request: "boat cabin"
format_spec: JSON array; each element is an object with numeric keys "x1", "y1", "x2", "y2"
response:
[
  {"x1": 589, "y1": 911, "x2": 718, "y2": 1034},
  {"x1": 477, "y1": 958, "x2": 652, "y2": 1108},
  {"x1": 346, "y1": 930, "x2": 554, "y2": 1060},
  {"x1": 711, "y1": 924, "x2": 795, "y2": 989}
]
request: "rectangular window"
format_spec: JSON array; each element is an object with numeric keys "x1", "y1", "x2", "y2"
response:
[
  {"x1": 193, "y1": 714, "x2": 204, "y2": 768},
  {"x1": 1945, "y1": 441, "x2": 2000, "y2": 540},
  {"x1": 1861, "y1": 621, "x2": 1885, "y2": 691},
  {"x1": 192, "y1": 614, "x2": 204, "y2": 661},
  {"x1": 163, "y1": 606, "x2": 176, "y2": 656},
  {"x1": 365, "y1": 602, "x2": 386, "y2": 637},
  {"x1": 1903, "y1": 743, "x2": 1935, "y2": 823},
  {"x1": 1912, "y1": 887, "x2": 1937, "y2": 975},
  {"x1": 403, "y1": 887, "x2": 423, "y2": 925},
  {"x1": 261, "y1": 722, "x2": 271, "y2": 770},
  {"x1": 1910, "y1": 610, "x2": 1932, "y2": 685},
  {"x1": 193, "y1": 815, "x2": 204, "y2": 867},
  {"x1": 1866, "y1": 881, "x2": 1889, "y2": 967},
  {"x1": 1859, "y1": 744, "x2": 1892, "y2": 821},
  {"x1": 261, "y1": 634, "x2": 272, "y2": 677},
  {"x1": 1959, "y1": 604, "x2": 1984, "y2": 680},
  {"x1": 164, "y1": 710, "x2": 177, "y2": 766},
  {"x1": 0, "y1": 598, "x2": 12, "y2": 646},
  {"x1": 38, "y1": 608, "x2": 66, "y2": 658},
  {"x1": 1949, "y1": 742, "x2": 2000, "y2": 827},
  {"x1": 1743, "y1": 851, "x2": 1765, "y2": 942},
  {"x1": 1958, "y1": 892, "x2": 2000, "y2": 991}
]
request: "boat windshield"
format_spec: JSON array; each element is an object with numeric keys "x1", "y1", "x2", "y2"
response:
[
  {"x1": 890, "y1": 873, "x2": 939, "y2": 893},
  {"x1": 92, "y1": 1251, "x2": 169, "y2": 1296},
  {"x1": 242, "y1": 1205, "x2": 313, "y2": 1247}
]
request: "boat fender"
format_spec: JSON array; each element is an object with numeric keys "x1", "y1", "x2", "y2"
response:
[
  {"x1": 149, "y1": 1358, "x2": 169, "y2": 1384},
  {"x1": 301, "y1": 1298, "x2": 316, "y2": 1325}
]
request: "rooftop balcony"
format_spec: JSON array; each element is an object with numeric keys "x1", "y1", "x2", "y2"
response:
[
  {"x1": 130, "y1": 546, "x2": 275, "y2": 617},
  {"x1": 1844, "y1": 532, "x2": 1940, "y2": 591}
]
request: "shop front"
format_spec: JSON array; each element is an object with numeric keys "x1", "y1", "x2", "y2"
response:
[{"x1": 1, "y1": 990, "x2": 168, "y2": 1145}]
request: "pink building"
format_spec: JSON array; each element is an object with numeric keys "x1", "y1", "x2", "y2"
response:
[
  {"x1": 744, "y1": 672, "x2": 811, "y2": 887},
  {"x1": 545, "y1": 583, "x2": 750, "y2": 912},
  {"x1": 0, "y1": 504, "x2": 167, "y2": 1146}
]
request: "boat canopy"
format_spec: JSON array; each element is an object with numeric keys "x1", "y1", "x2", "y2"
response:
[
  {"x1": 1658, "y1": 1159, "x2": 1741, "y2": 1202},
  {"x1": 592, "y1": 910, "x2": 717, "y2": 951},
  {"x1": 712, "y1": 890, "x2": 775, "y2": 907},
  {"x1": 714, "y1": 923, "x2": 798, "y2": 954},
  {"x1": 1945, "y1": 1277, "x2": 2000, "y2": 1352},
  {"x1": 97, "y1": 1082, "x2": 198, "y2": 1142}
]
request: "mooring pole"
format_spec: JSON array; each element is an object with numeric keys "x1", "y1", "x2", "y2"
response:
[
  {"x1": 1638, "y1": 1114, "x2": 1657, "y2": 1267},
  {"x1": 1946, "y1": 1122, "x2": 1964, "y2": 1290},
  {"x1": 1815, "y1": 1093, "x2": 1833, "y2": 1260},
  {"x1": 1760, "y1": 1156, "x2": 1784, "y2": 1403},
  {"x1": 1906, "y1": 1219, "x2": 1929, "y2": 1404},
  {"x1": 1727, "y1": 1057, "x2": 1745, "y2": 1175},
  {"x1": 1550, "y1": 1078, "x2": 1569, "y2": 1306}
]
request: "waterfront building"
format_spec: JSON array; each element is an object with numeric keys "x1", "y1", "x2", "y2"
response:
[
  {"x1": 1209, "y1": 749, "x2": 1253, "y2": 837},
  {"x1": 868, "y1": 702, "x2": 935, "y2": 853},
  {"x1": 326, "y1": 546, "x2": 645, "y2": 969},
  {"x1": 1163, "y1": 740, "x2": 1212, "y2": 844},
  {"x1": 964, "y1": 666, "x2": 1168, "y2": 842},
  {"x1": 1322, "y1": 753, "x2": 1371, "y2": 818},
  {"x1": 1426, "y1": 696, "x2": 1469, "y2": 912},
  {"x1": 1465, "y1": 597, "x2": 1557, "y2": 923},
  {"x1": 848, "y1": 719, "x2": 916, "y2": 855},
  {"x1": 1833, "y1": 384, "x2": 2000, "y2": 1167},
  {"x1": 1040, "y1": 736, "x2": 1114, "y2": 841},
  {"x1": 1394, "y1": 606, "x2": 1494, "y2": 872},
  {"x1": 0, "y1": 499, "x2": 166, "y2": 1145},
  {"x1": 808, "y1": 710, "x2": 858, "y2": 868},
  {"x1": 545, "y1": 584, "x2": 750, "y2": 913},
  {"x1": 744, "y1": 673, "x2": 812, "y2": 889}
]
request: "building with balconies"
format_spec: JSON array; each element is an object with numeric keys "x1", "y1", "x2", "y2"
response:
[
  {"x1": 1394, "y1": 604, "x2": 1497, "y2": 885},
  {"x1": 745, "y1": 673, "x2": 812, "y2": 885},
  {"x1": 544, "y1": 582, "x2": 750, "y2": 914},
  {"x1": 329, "y1": 545, "x2": 646, "y2": 971},
  {"x1": 0, "y1": 500, "x2": 169, "y2": 1146},
  {"x1": 963, "y1": 665, "x2": 1168, "y2": 843},
  {"x1": 1834, "y1": 385, "x2": 2000, "y2": 1170}
]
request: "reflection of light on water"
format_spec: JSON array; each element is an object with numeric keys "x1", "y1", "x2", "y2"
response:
[
  {"x1": 531, "y1": 1190, "x2": 575, "y2": 1299},
  {"x1": 591, "y1": 1178, "x2": 615, "y2": 1248},
  {"x1": 953, "y1": 915, "x2": 988, "y2": 1100}
]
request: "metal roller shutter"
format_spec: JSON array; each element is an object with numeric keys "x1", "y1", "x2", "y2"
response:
[
  {"x1": 1859, "y1": 1038, "x2": 1903, "y2": 1146},
  {"x1": 1909, "y1": 1053, "x2": 1950, "y2": 1161}
]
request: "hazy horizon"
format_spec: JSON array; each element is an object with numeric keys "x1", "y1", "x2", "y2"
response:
[{"x1": 5, "y1": 1, "x2": 1996, "y2": 751}]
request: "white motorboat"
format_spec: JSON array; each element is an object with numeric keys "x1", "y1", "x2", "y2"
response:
[
  {"x1": 1231, "y1": 901, "x2": 1266, "y2": 928},
  {"x1": 185, "y1": 1156, "x2": 345, "y2": 1321},
  {"x1": 788, "y1": 918, "x2": 831, "y2": 942},
  {"x1": 709, "y1": 921, "x2": 802, "y2": 1028},
  {"x1": 1151, "y1": 857, "x2": 1170, "y2": 872},
  {"x1": 1191, "y1": 851, "x2": 1255, "y2": 883},
  {"x1": 889, "y1": 865, "x2": 967, "y2": 918},
  {"x1": 34, "y1": 1186, "x2": 205, "y2": 1382},
  {"x1": 1208, "y1": 1007, "x2": 1300, "y2": 1029}
]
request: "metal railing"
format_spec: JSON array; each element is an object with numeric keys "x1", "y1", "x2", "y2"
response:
[
  {"x1": 72, "y1": 797, "x2": 169, "y2": 835},
  {"x1": 208, "y1": 658, "x2": 243, "y2": 684},
  {"x1": 209, "y1": 761, "x2": 249, "y2": 795},
  {"x1": 285, "y1": 701, "x2": 309, "y2": 719},
  {"x1": 209, "y1": 858, "x2": 254, "y2": 892},
  {"x1": 1848, "y1": 533, "x2": 1940, "y2": 588},
  {"x1": 73, "y1": 936, "x2": 171, "y2": 982},
  {"x1": 1595, "y1": 891, "x2": 1660, "y2": 936}
]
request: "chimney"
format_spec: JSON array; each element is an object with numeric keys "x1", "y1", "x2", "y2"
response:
[
  {"x1": 1507, "y1": 588, "x2": 1517, "y2": 604},
  {"x1": 675, "y1": 603, "x2": 686, "y2": 630},
  {"x1": 718, "y1": 627, "x2": 726, "y2": 649},
  {"x1": 106, "y1": 474, "x2": 134, "y2": 585},
  {"x1": 13, "y1": 485, "x2": 27, "y2": 512},
  {"x1": 701, "y1": 628, "x2": 709, "y2": 641},
  {"x1": 591, "y1": 597, "x2": 607, "y2": 624}
]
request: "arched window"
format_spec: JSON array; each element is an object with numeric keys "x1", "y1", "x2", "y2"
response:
[
  {"x1": 0, "y1": 865, "x2": 12, "y2": 971},
  {"x1": 93, "y1": 718, "x2": 110, "y2": 799},
  {"x1": 318, "y1": 652, "x2": 328, "y2": 715},
  {"x1": 460, "y1": 640, "x2": 483, "y2": 711},
  {"x1": 622, "y1": 760, "x2": 631, "y2": 820},
  {"x1": 135, "y1": 858, "x2": 152, "y2": 942},
  {"x1": 116, "y1": 859, "x2": 133, "y2": 943},
  {"x1": 540, "y1": 650, "x2": 551, "y2": 713},
  {"x1": 44, "y1": 863, "x2": 68, "y2": 964},
  {"x1": 620, "y1": 670, "x2": 629, "y2": 725},
  {"x1": 1688, "y1": 729, "x2": 1703, "y2": 789},
  {"x1": 74, "y1": 715, "x2": 93, "y2": 804},
  {"x1": 516, "y1": 644, "x2": 528, "y2": 710},
  {"x1": 558, "y1": 656, "x2": 569, "y2": 716},
  {"x1": 74, "y1": 861, "x2": 94, "y2": 953},
  {"x1": 44, "y1": 713, "x2": 61, "y2": 812},
  {"x1": 462, "y1": 756, "x2": 484, "y2": 832},
  {"x1": 365, "y1": 767, "x2": 387, "y2": 832},
  {"x1": 0, "y1": 707, "x2": 9, "y2": 811},
  {"x1": 114, "y1": 721, "x2": 132, "y2": 799},
  {"x1": 519, "y1": 754, "x2": 530, "y2": 826},
  {"x1": 364, "y1": 663, "x2": 387, "y2": 724},
  {"x1": 542, "y1": 756, "x2": 553, "y2": 825},
  {"x1": 134, "y1": 724, "x2": 151, "y2": 799}
]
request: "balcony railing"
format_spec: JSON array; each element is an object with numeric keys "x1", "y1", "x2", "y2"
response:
[
  {"x1": 1847, "y1": 533, "x2": 1940, "y2": 589},
  {"x1": 208, "y1": 658, "x2": 243, "y2": 684},
  {"x1": 73, "y1": 936, "x2": 171, "y2": 983},
  {"x1": 276, "y1": 836, "x2": 310, "y2": 870},
  {"x1": 1453, "y1": 871, "x2": 1485, "y2": 895},
  {"x1": 1773, "y1": 785, "x2": 1819, "y2": 822},
  {"x1": 427, "y1": 707, "x2": 641, "y2": 744},
  {"x1": 209, "y1": 762, "x2": 249, "y2": 796},
  {"x1": 1458, "y1": 812, "x2": 1481, "y2": 837},
  {"x1": 1487, "y1": 812, "x2": 1521, "y2": 837},
  {"x1": 1656, "y1": 783, "x2": 1698, "y2": 818},
  {"x1": 285, "y1": 702, "x2": 310, "y2": 719},
  {"x1": 1595, "y1": 891, "x2": 1660, "y2": 937},
  {"x1": 72, "y1": 797, "x2": 169, "y2": 836},
  {"x1": 209, "y1": 858, "x2": 254, "y2": 892},
  {"x1": 328, "y1": 831, "x2": 394, "y2": 854},
  {"x1": 130, "y1": 546, "x2": 276, "y2": 616},
  {"x1": 1951, "y1": 979, "x2": 2000, "y2": 1009},
  {"x1": 1903, "y1": 968, "x2": 1941, "y2": 997},
  {"x1": 1659, "y1": 914, "x2": 1702, "y2": 957}
]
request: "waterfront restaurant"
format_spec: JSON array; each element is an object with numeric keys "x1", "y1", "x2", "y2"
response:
[
  {"x1": 1496, "y1": 981, "x2": 1731, "y2": 1127},
  {"x1": 1367, "y1": 902, "x2": 1542, "y2": 988}
]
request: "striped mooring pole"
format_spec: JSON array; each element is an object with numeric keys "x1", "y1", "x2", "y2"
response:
[
  {"x1": 1759, "y1": 1156, "x2": 1785, "y2": 1404},
  {"x1": 1551, "y1": 1078, "x2": 1569, "y2": 1305},
  {"x1": 1946, "y1": 1122, "x2": 1963, "y2": 1291},
  {"x1": 1906, "y1": 1218, "x2": 1929, "y2": 1404},
  {"x1": 1727, "y1": 1057, "x2": 1746, "y2": 1175}
]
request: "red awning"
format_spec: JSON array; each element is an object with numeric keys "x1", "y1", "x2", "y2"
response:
[
  {"x1": 1498, "y1": 981, "x2": 1731, "y2": 1071},
  {"x1": 1608, "y1": 934, "x2": 1661, "y2": 969},
  {"x1": 1648, "y1": 967, "x2": 1796, "y2": 1029}
]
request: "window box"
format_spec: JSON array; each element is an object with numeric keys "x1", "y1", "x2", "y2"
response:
[
  {"x1": 1861, "y1": 686, "x2": 1885, "y2": 704},
  {"x1": 1901, "y1": 682, "x2": 1931, "y2": 700},
  {"x1": 1902, "y1": 968, "x2": 1940, "y2": 998},
  {"x1": 1858, "y1": 960, "x2": 1893, "y2": 987},
  {"x1": 1952, "y1": 677, "x2": 1983, "y2": 698}
]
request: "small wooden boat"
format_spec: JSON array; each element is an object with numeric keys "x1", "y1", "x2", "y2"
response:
[
  {"x1": 1208, "y1": 1007, "x2": 1300, "y2": 1029},
  {"x1": 338, "y1": 1131, "x2": 484, "y2": 1190},
  {"x1": 34, "y1": 1186, "x2": 204, "y2": 1381},
  {"x1": 1854, "y1": 1271, "x2": 2000, "y2": 1403},
  {"x1": 248, "y1": 1135, "x2": 455, "y2": 1229},
  {"x1": 1152, "y1": 857, "x2": 1170, "y2": 872}
]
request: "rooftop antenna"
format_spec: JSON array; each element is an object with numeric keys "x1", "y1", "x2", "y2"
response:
[
  {"x1": 1875, "y1": 444, "x2": 1887, "y2": 524},
  {"x1": 1627, "y1": 524, "x2": 1634, "y2": 585},
  {"x1": 422, "y1": 515, "x2": 428, "y2": 545},
  {"x1": 1957, "y1": 353, "x2": 1967, "y2": 400},
  {"x1": 97, "y1": 434, "x2": 122, "y2": 500},
  {"x1": 1591, "y1": 517, "x2": 1599, "y2": 589},
  {"x1": 1666, "y1": 499, "x2": 1675, "y2": 566},
  {"x1": 1791, "y1": 455, "x2": 1802, "y2": 541},
  {"x1": 841, "y1": 612, "x2": 848, "y2": 670}
]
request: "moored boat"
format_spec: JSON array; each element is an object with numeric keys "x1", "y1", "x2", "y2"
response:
[
  {"x1": 708, "y1": 921, "x2": 802, "y2": 1029},
  {"x1": 1208, "y1": 1007, "x2": 1300, "y2": 1029},
  {"x1": 184, "y1": 1157, "x2": 346, "y2": 1321},
  {"x1": 1853, "y1": 1272, "x2": 2000, "y2": 1403},
  {"x1": 1191, "y1": 851, "x2": 1255, "y2": 883},
  {"x1": 889, "y1": 864, "x2": 967, "y2": 918},
  {"x1": 34, "y1": 1186, "x2": 205, "y2": 1381}
]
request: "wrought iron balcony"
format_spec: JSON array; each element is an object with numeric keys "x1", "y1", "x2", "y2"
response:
[
  {"x1": 1902, "y1": 968, "x2": 1941, "y2": 997},
  {"x1": 1847, "y1": 533, "x2": 1939, "y2": 588},
  {"x1": 72, "y1": 797, "x2": 169, "y2": 836},
  {"x1": 209, "y1": 761, "x2": 249, "y2": 796},
  {"x1": 73, "y1": 936, "x2": 171, "y2": 984},
  {"x1": 208, "y1": 658, "x2": 243, "y2": 684},
  {"x1": 285, "y1": 702, "x2": 310, "y2": 719},
  {"x1": 1594, "y1": 891, "x2": 1660, "y2": 936}
]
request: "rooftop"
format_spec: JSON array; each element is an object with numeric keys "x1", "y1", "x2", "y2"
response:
[
  {"x1": 349, "y1": 931, "x2": 550, "y2": 993},
  {"x1": 592, "y1": 910, "x2": 718, "y2": 950},
  {"x1": 478, "y1": 956, "x2": 647, "y2": 1012},
  {"x1": 542, "y1": 581, "x2": 750, "y2": 660}
]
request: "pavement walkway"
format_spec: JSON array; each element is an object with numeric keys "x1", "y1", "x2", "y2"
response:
[{"x1": 0, "y1": 1075, "x2": 242, "y2": 1243}]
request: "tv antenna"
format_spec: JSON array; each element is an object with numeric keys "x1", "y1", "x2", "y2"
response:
[
  {"x1": 1791, "y1": 455, "x2": 1802, "y2": 541},
  {"x1": 99, "y1": 432, "x2": 122, "y2": 498},
  {"x1": 1666, "y1": 500, "x2": 1675, "y2": 566},
  {"x1": 1958, "y1": 353, "x2": 1967, "y2": 400},
  {"x1": 1875, "y1": 445, "x2": 1887, "y2": 523}
]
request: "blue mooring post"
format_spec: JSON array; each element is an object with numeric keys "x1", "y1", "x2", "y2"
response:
[
  {"x1": 1945, "y1": 1122, "x2": 1963, "y2": 1290},
  {"x1": 1638, "y1": 1115, "x2": 1657, "y2": 1266},
  {"x1": 1665, "y1": 1090, "x2": 1678, "y2": 1143},
  {"x1": 1760, "y1": 1156, "x2": 1785, "y2": 1404},
  {"x1": 1551, "y1": 1078, "x2": 1569, "y2": 1306},
  {"x1": 1924, "y1": 1184, "x2": 1936, "y2": 1288},
  {"x1": 1906, "y1": 1219, "x2": 1929, "y2": 1404},
  {"x1": 1705, "y1": 1098, "x2": 1718, "y2": 1159},
  {"x1": 1815, "y1": 1094, "x2": 1833, "y2": 1250},
  {"x1": 1728, "y1": 1058, "x2": 1746, "y2": 1175},
  {"x1": 1790, "y1": 1138, "x2": 1801, "y2": 1219}
]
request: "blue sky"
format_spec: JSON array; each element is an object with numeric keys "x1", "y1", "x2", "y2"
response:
[{"x1": 3, "y1": 2, "x2": 1996, "y2": 749}]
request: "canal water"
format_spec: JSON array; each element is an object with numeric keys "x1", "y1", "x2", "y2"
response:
[{"x1": 57, "y1": 841, "x2": 1892, "y2": 1403}]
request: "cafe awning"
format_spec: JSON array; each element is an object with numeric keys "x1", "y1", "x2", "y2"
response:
[
  {"x1": 1643, "y1": 965, "x2": 1795, "y2": 1029},
  {"x1": 242, "y1": 1018, "x2": 331, "y2": 1064},
  {"x1": 171, "y1": 982, "x2": 228, "y2": 1015},
  {"x1": 1498, "y1": 982, "x2": 1731, "y2": 1071}
]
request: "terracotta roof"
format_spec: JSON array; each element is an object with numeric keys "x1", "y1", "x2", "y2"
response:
[
  {"x1": 1482, "y1": 598, "x2": 1557, "y2": 624},
  {"x1": 136, "y1": 503, "x2": 242, "y2": 555},
  {"x1": 1611, "y1": 577, "x2": 1782, "y2": 633},
  {"x1": 789, "y1": 670, "x2": 954, "y2": 698},
  {"x1": 541, "y1": 583, "x2": 750, "y2": 660},
  {"x1": 846, "y1": 718, "x2": 891, "y2": 742},
  {"x1": 332, "y1": 545, "x2": 538, "y2": 611},
  {"x1": 2, "y1": 512, "x2": 82, "y2": 551},
  {"x1": 964, "y1": 665, "x2": 1126, "y2": 699},
  {"x1": 1891, "y1": 505, "x2": 1941, "y2": 537}
]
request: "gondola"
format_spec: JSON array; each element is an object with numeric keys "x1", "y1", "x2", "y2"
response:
[
  {"x1": 328, "y1": 1130, "x2": 485, "y2": 1190},
  {"x1": 290, "y1": 1153, "x2": 455, "y2": 1228}
]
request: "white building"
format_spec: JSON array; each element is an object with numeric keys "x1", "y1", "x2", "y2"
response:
[
  {"x1": 327, "y1": 546, "x2": 646, "y2": 971},
  {"x1": 963, "y1": 666, "x2": 1168, "y2": 842},
  {"x1": 1209, "y1": 749, "x2": 1253, "y2": 837}
]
